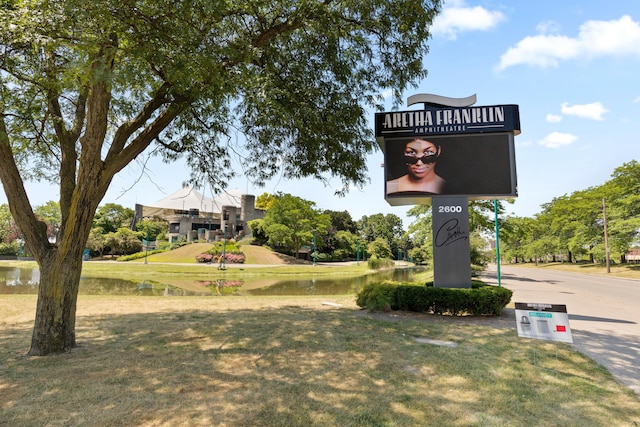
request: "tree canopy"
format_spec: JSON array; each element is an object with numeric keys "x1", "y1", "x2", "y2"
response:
[
  {"x1": 501, "y1": 161, "x2": 640, "y2": 264},
  {"x1": 93, "y1": 203, "x2": 134, "y2": 234},
  {"x1": 1, "y1": 0, "x2": 443, "y2": 355},
  {"x1": 259, "y1": 193, "x2": 331, "y2": 258}
]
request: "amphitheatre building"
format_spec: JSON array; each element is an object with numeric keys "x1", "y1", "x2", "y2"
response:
[{"x1": 134, "y1": 184, "x2": 264, "y2": 243}]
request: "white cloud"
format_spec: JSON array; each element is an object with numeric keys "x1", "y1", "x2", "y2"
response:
[
  {"x1": 634, "y1": 96, "x2": 640, "y2": 103},
  {"x1": 538, "y1": 132, "x2": 577, "y2": 148},
  {"x1": 535, "y1": 20, "x2": 562, "y2": 35},
  {"x1": 431, "y1": 0, "x2": 505, "y2": 40},
  {"x1": 546, "y1": 114, "x2": 563, "y2": 123},
  {"x1": 560, "y1": 102, "x2": 608, "y2": 121},
  {"x1": 497, "y1": 15, "x2": 640, "y2": 70}
]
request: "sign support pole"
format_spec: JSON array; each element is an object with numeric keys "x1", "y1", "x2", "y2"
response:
[
  {"x1": 494, "y1": 199, "x2": 501, "y2": 287},
  {"x1": 432, "y1": 196, "x2": 471, "y2": 288}
]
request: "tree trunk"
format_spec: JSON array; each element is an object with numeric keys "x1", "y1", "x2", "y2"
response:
[{"x1": 28, "y1": 248, "x2": 84, "y2": 356}]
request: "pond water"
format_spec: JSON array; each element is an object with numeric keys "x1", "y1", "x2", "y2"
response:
[{"x1": 0, "y1": 265, "x2": 425, "y2": 297}]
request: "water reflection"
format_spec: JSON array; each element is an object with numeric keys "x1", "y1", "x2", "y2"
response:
[{"x1": 0, "y1": 265, "x2": 425, "y2": 296}]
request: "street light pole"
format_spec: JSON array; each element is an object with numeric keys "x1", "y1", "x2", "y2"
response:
[
  {"x1": 222, "y1": 224, "x2": 227, "y2": 269},
  {"x1": 313, "y1": 229, "x2": 317, "y2": 266},
  {"x1": 144, "y1": 223, "x2": 150, "y2": 265},
  {"x1": 494, "y1": 199, "x2": 502, "y2": 286}
]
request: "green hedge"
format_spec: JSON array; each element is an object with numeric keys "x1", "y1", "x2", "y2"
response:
[
  {"x1": 0, "y1": 242, "x2": 19, "y2": 256},
  {"x1": 355, "y1": 281, "x2": 398, "y2": 311},
  {"x1": 356, "y1": 281, "x2": 512, "y2": 316},
  {"x1": 117, "y1": 249, "x2": 166, "y2": 261},
  {"x1": 367, "y1": 257, "x2": 395, "y2": 270}
]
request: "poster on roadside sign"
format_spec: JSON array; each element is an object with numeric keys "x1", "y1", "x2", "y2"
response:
[{"x1": 514, "y1": 302, "x2": 573, "y2": 344}]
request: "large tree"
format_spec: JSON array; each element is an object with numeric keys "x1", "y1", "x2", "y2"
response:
[
  {"x1": 92, "y1": 203, "x2": 135, "y2": 234},
  {"x1": 357, "y1": 212, "x2": 404, "y2": 253},
  {"x1": 260, "y1": 194, "x2": 331, "y2": 258},
  {"x1": 1, "y1": 0, "x2": 443, "y2": 355}
]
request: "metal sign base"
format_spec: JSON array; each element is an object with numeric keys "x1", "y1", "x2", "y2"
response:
[{"x1": 432, "y1": 196, "x2": 472, "y2": 288}]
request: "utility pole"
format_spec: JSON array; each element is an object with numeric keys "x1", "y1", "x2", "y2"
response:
[
  {"x1": 603, "y1": 198, "x2": 611, "y2": 274},
  {"x1": 494, "y1": 199, "x2": 502, "y2": 286}
]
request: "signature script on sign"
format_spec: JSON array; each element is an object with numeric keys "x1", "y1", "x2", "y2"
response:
[{"x1": 435, "y1": 219, "x2": 468, "y2": 247}]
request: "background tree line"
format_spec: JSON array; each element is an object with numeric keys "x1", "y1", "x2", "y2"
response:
[
  {"x1": 500, "y1": 161, "x2": 640, "y2": 264},
  {"x1": 248, "y1": 192, "x2": 497, "y2": 266},
  {"x1": 0, "y1": 202, "x2": 167, "y2": 258},
  {"x1": 4, "y1": 160, "x2": 635, "y2": 265}
]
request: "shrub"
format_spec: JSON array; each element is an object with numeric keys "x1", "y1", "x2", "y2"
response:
[
  {"x1": 117, "y1": 249, "x2": 165, "y2": 261},
  {"x1": 195, "y1": 253, "x2": 214, "y2": 263},
  {"x1": 198, "y1": 252, "x2": 246, "y2": 264},
  {"x1": 466, "y1": 286, "x2": 513, "y2": 316},
  {"x1": 203, "y1": 242, "x2": 245, "y2": 264},
  {"x1": 367, "y1": 257, "x2": 395, "y2": 270},
  {"x1": 157, "y1": 241, "x2": 173, "y2": 251},
  {"x1": 356, "y1": 281, "x2": 513, "y2": 316},
  {"x1": 394, "y1": 284, "x2": 432, "y2": 312},
  {"x1": 170, "y1": 241, "x2": 190, "y2": 250},
  {"x1": 315, "y1": 252, "x2": 332, "y2": 262},
  {"x1": 0, "y1": 242, "x2": 19, "y2": 256},
  {"x1": 224, "y1": 253, "x2": 246, "y2": 264},
  {"x1": 205, "y1": 241, "x2": 241, "y2": 255},
  {"x1": 355, "y1": 281, "x2": 397, "y2": 312}
]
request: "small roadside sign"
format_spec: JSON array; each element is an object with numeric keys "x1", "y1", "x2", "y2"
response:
[{"x1": 514, "y1": 302, "x2": 573, "y2": 344}]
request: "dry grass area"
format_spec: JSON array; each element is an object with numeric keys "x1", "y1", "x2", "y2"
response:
[
  {"x1": 134, "y1": 242, "x2": 215, "y2": 263},
  {"x1": 128, "y1": 241, "x2": 310, "y2": 266},
  {"x1": 239, "y1": 243, "x2": 309, "y2": 265},
  {"x1": 2, "y1": 295, "x2": 640, "y2": 427}
]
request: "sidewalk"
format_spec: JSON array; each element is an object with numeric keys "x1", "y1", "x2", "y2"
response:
[{"x1": 481, "y1": 264, "x2": 640, "y2": 395}]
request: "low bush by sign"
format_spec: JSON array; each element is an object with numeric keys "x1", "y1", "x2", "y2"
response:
[{"x1": 356, "y1": 281, "x2": 512, "y2": 316}]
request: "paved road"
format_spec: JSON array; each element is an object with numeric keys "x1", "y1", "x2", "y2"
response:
[{"x1": 480, "y1": 264, "x2": 640, "y2": 395}]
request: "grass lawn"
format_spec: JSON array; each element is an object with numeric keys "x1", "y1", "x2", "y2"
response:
[
  {"x1": 2, "y1": 247, "x2": 640, "y2": 425},
  {"x1": 2, "y1": 294, "x2": 640, "y2": 426},
  {"x1": 505, "y1": 260, "x2": 640, "y2": 280}
]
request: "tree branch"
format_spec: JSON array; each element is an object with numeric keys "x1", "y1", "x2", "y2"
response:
[
  {"x1": 104, "y1": 100, "x2": 188, "y2": 177},
  {"x1": 0, "y1": 116, "x2": 50, "y2": 260},
  {"x1": 106, "y1": 82, "x2": 173, "y2": 160}
]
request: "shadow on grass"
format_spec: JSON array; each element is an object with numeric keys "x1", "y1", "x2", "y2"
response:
[
  {"x1": 2, "y1": 306, "x2": 640, "y2": 426},
  {"x1": 271, "y1": 251, "x2": 314, "y2": 265}
]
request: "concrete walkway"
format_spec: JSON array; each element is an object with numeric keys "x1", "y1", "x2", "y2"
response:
[{"x1": 481, "y1": 264, "x2": 640, "y2": 395}]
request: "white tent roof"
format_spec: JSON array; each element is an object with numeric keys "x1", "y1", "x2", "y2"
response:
[{"x1": 150, "y1": 186, "x2": 244, "y2": 214}]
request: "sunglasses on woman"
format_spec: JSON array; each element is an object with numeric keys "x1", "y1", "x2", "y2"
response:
[{"x1": 404, "y1": 153, "x2": 438, "y2": 165}]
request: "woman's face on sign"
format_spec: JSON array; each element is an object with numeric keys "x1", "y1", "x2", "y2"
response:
[{"x1": 404, "y1": 139, "x2": 439, "y2": 179}]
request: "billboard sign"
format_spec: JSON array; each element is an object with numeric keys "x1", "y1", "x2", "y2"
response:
[{"x1": 375, "y1": 103, "x2": 520, "y2": 206}]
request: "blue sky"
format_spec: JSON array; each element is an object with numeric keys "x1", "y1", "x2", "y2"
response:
[{"x1": 2, "y1": 0, "x2": 640, "y2": 229}]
